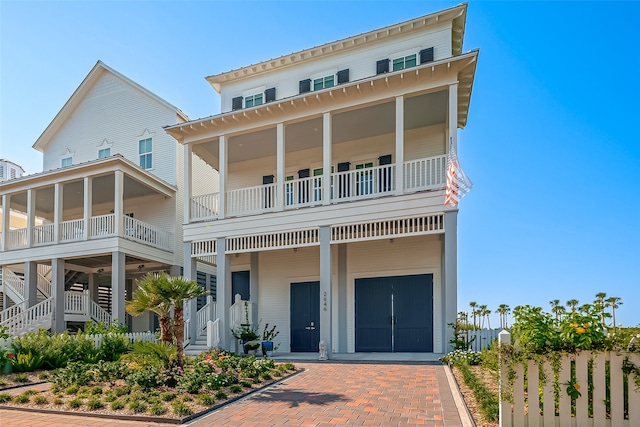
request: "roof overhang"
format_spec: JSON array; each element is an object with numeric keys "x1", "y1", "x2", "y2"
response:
[
  {"x1": 205, "y1": 3, "x2": 468, "y2": 92},
  {"x1": 166, "y1": 49, "x2": 478, "y2": 143}
]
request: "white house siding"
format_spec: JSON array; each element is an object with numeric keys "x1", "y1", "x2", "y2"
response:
[
  {"x1": 226, "y1": 124, "x2": 445, "y2": 191},
  {"x1": 42, "y1": 73, "x2": 179, "y2": 187},
  {"x1": 346, "y1": 234, "x2": 443, "y2": 353},
  {"x1": 219, "y1": 24, "x2": 452, "y2": 112}
]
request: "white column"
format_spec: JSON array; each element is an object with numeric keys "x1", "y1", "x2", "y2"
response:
[
  {"x1": 183, "y1": 242, "x2": 198, "y2": 344},
  {"x1": 26, "y1": 189, "x2": 34, "y2": 247},
  {"x1": 54, "y1": 183, "x2": 63, "y2": 243},
  {"x1": 319, "y1": 225, "x2": 332, "y2": 358},
  {"x1": 449, "y1": 83, "x2": 459, "y2": 152},
  {"x1": 276, "y1": 123, "x2": 285, "y2": 211},
  {"x1": 184, "y1": 144, "x2": 193, "y2": 223},
  {"x1": 395, "y1": 96, "x2": 404, "y2": 196},
  {"x1": 83, "y1": 177, "x2": 92, "y2": 240},
  {"x1": 111, "y1": 251, "x2": 126, "y2": 327},
  {"x1": 443, "y1": 211, "x2": 458, "y2": 352},
  {"x1": 24, "y1": 261, "x2": 38, "y2": 308},
  {"x1": 51, "y1": 258, "x2": 65, "y2": 333},
  {"x1": 250, "y1": 252, "x2": 259, "y2": 326},
  {"x1": 114, "y1": 171, "x2": 124, "y2": 237},
  {"x1": 215, "y1": 237, "x2": 231, "y2": 350},
  {"x1": 88, "y1": 273, "x2": 99, "y2": 304},
  {"x1": 322, "y1": 113, "x2": 332, "y2": 205},
  {"x1": 1, "y1": 194, "x2": 9, "y2": 251},
  {"x1": 218, "y1": 136, "x2": 227, "y2": 219}
]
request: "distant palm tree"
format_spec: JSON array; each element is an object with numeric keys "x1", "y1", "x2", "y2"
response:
[
  {"x1": 497, "y1": 304, "x2": 511, "y2": 328},
  {"x1": 566, "y1": 299, "x2": 579, "y2": 313},
  {"x1": 469, "y1": 302, "x2": 478, "y2": 329},
  {"x1": 126, "y1": 272, "x2": 173, "y2": 343},
  {"x1": 606, "y1": 296, "x2": 623, "y2": 328},
  {"x1": 478, "y1": 304, "x2": 488, "y2": 329},
  {"x1": 594, "y1": 292, "x2": 607, "y2": 325}
]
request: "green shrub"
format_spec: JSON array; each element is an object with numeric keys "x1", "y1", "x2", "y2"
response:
[
  {"x1": 441, "y1": 349, "x2": 482, "y2": 366},
  {"x1": 240, "y1": 381, "x2": 252, "y2": 388},
  {"x1": 51, "y1": 362, "x2": 93, "y2": 387},
  {"x1": 33, "y1": 395, "x2": 48, "y2": 405},
  {"x1": 111, "y1": 399, "x2": 125, "y2": 410},
  {"x1": 129, "y1": 400, "x2": 147, "y2": 413},
  {"x1": 0, "y1": 393, "x2": 11, "y2": 403},
  {"x1": 64, "y1": 385, "x2": 80, "y2": 395},
  {"x1": 229, "y1": 384, "x2": 242, "y2": 393},
  {"x1": 196, "y1": 394, "x2": 216, "y2": 405},
  {"x1": 38, "y1": 371, "x2": 50, "y2": 381},
  {"x1": 11, "y1": 352, "x2": 45, "y2": 372},
  {"x1": 104, "y1": 391, "x2": 117, "y2": 402},
  {"x1": 215, "y1": 390, "x2": 228, "y2": 400},
  {"x1": 13, "y1": 393, "x2": 30, "y2": 404},
  {"x1": 0, "y1": 379, "x2": 6, "y2": 386},
  {"x1": 176, "y1": 369, "x2": 204, "y2": 394},
  {"x1": 260, "y1": 372, "x2": 272, "y2": 381},
  {"x1": 160, "y1": 391, "x2": 177, "y2": 402},
  {"x1": 171, "y1": 401, "x2": 192, "y2": 416},
  {"x1": 98, "y1": 334, "x2": 131, "y2": 362},
  {"x1": 84, "y1": 320, "x2": 128, "y2": 335},
  {"x1": 125, "y1": 365, "x2": 160, "y2": 389},
  {"x1": 113, "y1": 385, "x2": 130, "y2": 397},
  {"x1": 181, "y1": 394, "x2": 193, "y2": 402},
  {"x1": 149, "y1": 403, "x2": 167, "y2": 415},
  {"x1": 68, "y1": 397, "x2": 83, "y2": 408},
  {"x1": 22, "y1": 389, "x2": 38, "y2": 397},
  {"x1": 53, "y1": 397, "x2": 64, "y2": 405},
  {"x1": 13, "y1": 373, "x2": 30, "y2": 383},
  {"x1": 456, "y1": 360, "x2": 499, "y2": 422},
  {"x1": 86, "y1": 397, "x2": 104, "y2": 410}
]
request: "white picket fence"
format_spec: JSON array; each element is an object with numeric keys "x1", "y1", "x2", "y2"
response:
[
  {"x1": 499, "y1": 330, "x2": 640, "y2": 427},
  {"x1": 467, "y1": 328, "x2": 500, "y2": 351}
]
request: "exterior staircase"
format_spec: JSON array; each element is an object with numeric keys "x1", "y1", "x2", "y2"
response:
[{"x1": 183, "y1": 295, "x2": 219, "y2": 356}]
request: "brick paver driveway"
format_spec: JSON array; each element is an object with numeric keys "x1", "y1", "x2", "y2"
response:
[{"x1": 0, "y1": 361, "x2": 466, "y2": 427}]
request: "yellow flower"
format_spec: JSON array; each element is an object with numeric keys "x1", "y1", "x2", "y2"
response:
[
  {"x1": 583, "y1": 323, "x2": 589, "y2": 328},
  {"x1": 574, "y1": 383, "x2": 580, "y2": 390},
  {"x1": 570, "y1": 323, "x2": 578, "y2": 328},
  {"x1": 576, "y1": 327, "x2": 586, "y2": 334}
]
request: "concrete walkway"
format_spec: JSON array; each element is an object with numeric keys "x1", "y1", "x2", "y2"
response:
[{"x1": 0, "y1": 361, "x2": 471, "y2": 427}]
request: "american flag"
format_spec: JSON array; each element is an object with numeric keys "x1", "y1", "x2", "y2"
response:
[{"x1": 444, "y1": 141, "x2": 473, "y2": 207}]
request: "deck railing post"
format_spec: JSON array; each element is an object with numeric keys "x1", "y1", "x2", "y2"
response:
[{"x1": 498, "y1": 329, "x2": 511, "y2": 427}]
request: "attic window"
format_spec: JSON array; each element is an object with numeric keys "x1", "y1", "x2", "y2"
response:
[
  {"x1": 61, "y1": 157, "x2": 73, "y2": 168},
  {"x1": 245, "y1": 93, "x2": 263, "y2": 108},
  {"x1": 392, "y1": 54, "x2": 417, "y2": 71},
  {"x1": 313, "y1": 75, "x2": 334, "y2": 91}
]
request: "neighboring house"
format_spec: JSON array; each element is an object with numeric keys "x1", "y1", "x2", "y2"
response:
[
  {"x1": 166, "y1": 3, "x2": 478, "y2": 356},
  {"x1": 0, "y1": 61, "x2": 217, "y2": 335}
]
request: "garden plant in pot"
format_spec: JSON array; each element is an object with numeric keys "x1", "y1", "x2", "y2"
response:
[
  {"x1": 261, "y1": 324, "x2": 280, "y2": 357},
  {"x1": 232, "y1": 323, "x2": 260, "y2": 355}
]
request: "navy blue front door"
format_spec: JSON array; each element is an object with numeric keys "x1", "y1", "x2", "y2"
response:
[
  {"x1": 355, "y1": 274, "x2": 433, "y2": 352},
  {"x1": 290, "y1": 281, "x2": 320, "y2": 352}
]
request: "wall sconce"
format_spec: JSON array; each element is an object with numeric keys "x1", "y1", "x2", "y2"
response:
[
  {"x1": 96, "y1": 268, "x2": 104, "y2": 274},
  {"x1": 137, "y1": 264, "x2": 145, "y2": 270}
]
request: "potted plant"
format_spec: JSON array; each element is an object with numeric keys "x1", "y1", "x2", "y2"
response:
[
  {"x1": 261, "y1": 323, "x2": 280, "y2": 357},
  {"x1": 231, "y1": 324, "x2": 260, "y2": 355}
]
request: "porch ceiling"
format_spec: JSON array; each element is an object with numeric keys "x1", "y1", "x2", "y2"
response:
[
  {"x1": 192, "y1": 90, "x2": 447, "y2": 166},
  {"x1": 65, "y1": 254, "x2": 151, "y2": 270},
  {"x1": 8, "y1": 173, "x2": 166, "y2": 216}
]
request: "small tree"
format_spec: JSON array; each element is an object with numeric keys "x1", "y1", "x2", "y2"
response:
[{"x1": 126, "y1": 272, "x2": 173, "y2": 343}]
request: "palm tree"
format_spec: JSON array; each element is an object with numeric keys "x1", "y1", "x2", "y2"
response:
[
  {"x1": 158, "y1": 275, "x2": 205, "y2": 366},
  {"x1": 469, "y1": 302, "x2": 478, "y2": 329},
  {"x1": 497, "y1": 304, "x2": 510, "y2": 328},
  {"x1": 566, "y1": 299, "x2": 579, "y2": 313},
  {"x1": 478, "y1": 304, "x2": 488, "y2": 329},
  {"x1": 126, "y1": 272, "x2": 173, "y2": 343},
  {"x1": 594, "y1": 292, "x2": 607, "y2": 325},
  {"x1": 606, "y1": 296, "x2": 623, "y2": 328}
]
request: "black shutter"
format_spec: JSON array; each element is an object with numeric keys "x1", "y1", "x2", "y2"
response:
[
  {"x1": 232, "y1": 96, "x2": 243, "y2": 110},
  {"x1": 299, "y1": 79, "x2": 311, "y2": 94},
  {"x1": 265, "y1": 87, "x2": 276, "y2": 103},
  {"x1": 337, "y1": 162, "x2": 351, "y2": 199},
  {"x1": 419, "y1": 47, "x2": 434, "y2": 64},
  {"x1": 297, "y1": 169, "x2": 310, "y2": 204},
  {"x1": 376, "y1": 59, "x2": 389, "y2": 74},
  {"x1": 262, "y1": 175, "x2": 274, "y2": 209},
  {"x1": 298, "y1": 169, "x2": 310, "y2": 179},
  {"x1": 337, "y1": 69, "x2": 350, "y2": 84},
  {"x1": 378, "y1": 155, "x2": 392, "y2": 192}
]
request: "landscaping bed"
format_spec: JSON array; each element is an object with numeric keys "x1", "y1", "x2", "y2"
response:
[{"x1": 0, "y1": 350, "x2": 297, "y2": 423}]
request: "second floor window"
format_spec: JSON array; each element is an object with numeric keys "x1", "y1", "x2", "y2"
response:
[
  {"x1": 61, "y1": 157, "x2": 73, "y2": 167},
  {"x1": 245, "y1": 93, "x2": 263, "y2": 108},
  {"x1": 392, "y1": 54, "x2": 417, "y2": 71},
  {"x1": 139, "y1": 137, "x2": 152, "y2": 169},
  {"x1": 314, "y1": 75, "x2": 334, "y2": 91},
  {"x1": 98, "y1": 148, "x2": 111, "y2": 159}
]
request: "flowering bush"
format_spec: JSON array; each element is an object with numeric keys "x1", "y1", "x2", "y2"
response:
[
  {"x1": 262, "y1": 324, "x2": 280, "y2": 341},
  {"x1": 441, "y1": 349, "x2": 482, "y2": 366}
]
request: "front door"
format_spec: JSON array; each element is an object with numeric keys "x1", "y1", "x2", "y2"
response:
[
  {"x1": 290, "y1": 281, "x2": 320, "y2": 352},
  {"x1": 231, "y1": 271, "x2": 250, "y2": 305},
  {"x1": 355, "y1": 274, "x2": 433, "y2": 352}
]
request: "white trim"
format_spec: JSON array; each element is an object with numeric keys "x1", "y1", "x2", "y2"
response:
[{"x1": 242, "y1": 85, "x2": 267, "y2": 98}]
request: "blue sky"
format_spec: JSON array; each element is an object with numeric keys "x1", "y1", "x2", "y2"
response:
[{"x1": 1, "y1": 1, "x2": 638, "y2": 327}]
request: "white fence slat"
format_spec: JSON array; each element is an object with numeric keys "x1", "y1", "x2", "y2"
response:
[
  {"x1": 558, "y1": 355, "x2": 572, "y2": 427},
  {"x1": 541, "y1": 360, "x2": 555, "y2": 427},
  {"x1": 575, "y1": 352, "x2": 589, "y2": 426},
  {"x1": 610, "y1": 352, "x2": 625, "y2": 427},
  {"x1": 592, "y1": 352, "x2": 607, "y2": 425},
  {"x1": 528, "y1": 360, "x2": 541, "y2": 427},
  {"x1": 499, "y1": 331, "x2": 512, "y2": 427},
  {"x1": 629, "y1": 353, "x2": 640, "y2": 424},
  {"x1": 513, "y1": 363, "x2": 526, "y2": 426}
]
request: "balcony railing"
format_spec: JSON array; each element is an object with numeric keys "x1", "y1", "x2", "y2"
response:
[
  {"x1": 189, "y1": 154, "x2": 447, "y2": 222},
  {"x1": 3, "y1": 213, "x2": 173, "y2": 252}
]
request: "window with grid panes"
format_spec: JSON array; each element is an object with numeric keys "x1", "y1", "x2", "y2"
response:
[
  {"x1": 392, "y1": 54, "x2": 417, "y2": 71},
  {"x1": 98, "y1": 148, "x2": 111, "y2": 159},
  {"x1": 313, "y1": 75, "x2": 334, "y2": 91},
  {"x1": 245, "y1": 93, "x2": 263, "y2": 108},
  {"x1": 61, "y1": 157, "x2": 73, "y2": 167},
  {"x1": 139, "y1": 138, "x2": 152, "y2": 169}
]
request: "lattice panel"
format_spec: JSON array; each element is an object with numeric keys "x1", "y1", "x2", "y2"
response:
[{"x1": 226, "y1": 228, "x2": 319, "y2": 253}]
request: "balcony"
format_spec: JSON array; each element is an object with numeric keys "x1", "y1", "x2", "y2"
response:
[
  {"x1": 189, "y1": 154, "x2": 446, "y2": 222},
  {"x1": 4, "y1": 214, "x2": 174, "y2": 252}
]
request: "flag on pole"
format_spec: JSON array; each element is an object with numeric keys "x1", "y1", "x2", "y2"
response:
[{"x1": 444, "y1": 140, "x2": 473, "y2": 207}]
